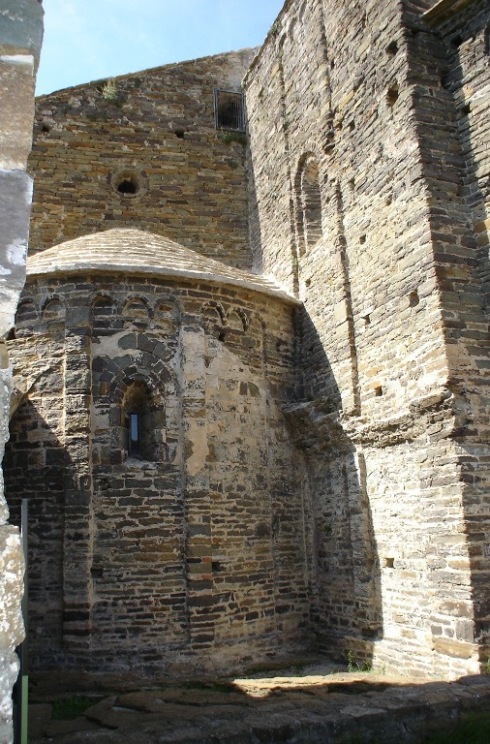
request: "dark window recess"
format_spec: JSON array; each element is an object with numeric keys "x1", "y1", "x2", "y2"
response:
[
  {"x1": 117, "y1": 176, "x2": 137, "y2": 194},
  {"x1": 111, "y1": 168, "x2": 146, "y2": 198},
  {"x1": 296, "y1": 155, "x2": 323, "y2": 255},
  {"x1": 214, "y1": 89, "x2": 245, "y2": 131},
  {"x1": 122, "y1": 381, "x2": 158, "y2": 462}
]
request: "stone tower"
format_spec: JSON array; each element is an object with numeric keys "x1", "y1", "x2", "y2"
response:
[{"x1": 245, "y1": 0, "x2": 490, "y2": 676}]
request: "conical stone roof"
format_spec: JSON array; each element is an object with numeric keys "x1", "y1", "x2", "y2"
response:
[{"x1": 27, "y1": 228, "x2": 298, "y2": 304}]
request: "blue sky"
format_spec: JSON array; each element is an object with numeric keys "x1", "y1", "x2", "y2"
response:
[{"x1": 36, "y1": 0, "x2": 285, "y2": 95}]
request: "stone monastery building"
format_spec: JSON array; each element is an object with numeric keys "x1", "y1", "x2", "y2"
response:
[{"x1": 6, "y1": 0, "x2": 490, "y2": 680}]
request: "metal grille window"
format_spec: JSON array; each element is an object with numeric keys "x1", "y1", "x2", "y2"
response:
[{"x1": 214, "y1": 89, "x2": 245, "y2": 131}]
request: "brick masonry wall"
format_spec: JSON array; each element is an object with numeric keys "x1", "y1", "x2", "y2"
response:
[
  {"x1": 5, "y1": 270, "x2": 309, "y2": 676},
  {"x1": 28, "y1": 49, "x2": 255, "y2": 268},
  {"x1": 245, "y1": 0, "x2": 489, "y2": 677}
]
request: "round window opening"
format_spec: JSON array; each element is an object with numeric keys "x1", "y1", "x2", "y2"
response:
[
  {"x1": 118, "y1": 176, "x2": 138, "y2": 194},
  {"x1": 111, "y1": 168, "x2": 146, "y2": 198}
]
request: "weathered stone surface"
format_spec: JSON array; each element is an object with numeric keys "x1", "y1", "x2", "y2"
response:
[
  {"x1": 244, "y1": 0, "x2": 490, "y2": 678},
  {"x1": 43, "y1": 717, "x2": 99, "y2": 738},
  {"x1": 28, "y1": 703, "x2": 52, "y2": 739},
  {"x1": 0, "y1": 60, "x2": 36, "y2": 170},
  {"x1": 5, "y1": 233, "x2": 306, "y2": 676},
  {"x1": 28, "y1": 48, "x2": 255, "y2": 270},
  {"x1": 117, "y1": 687, "x2": 249, "y2": 710},
  {"x1": 5, "y1": 0, "x2": 490, "y2": 697},
  {"x1": 0, "y1": 3, "x2": 43, "y2": 742},
  {"x1": 0, "y1": 651, "x2": 19, "y2": 744},
  {"x1": 0, "y1": 525, "x2": 24, "y2": 649},
  {"x1": 27, "y1": 667, "x2": 490, "y2": 744},
  {"x1": 0, "y1": 0, "x2": 43, "y2": 61},
  {"x1": 0, "y1": 170, "x2": 31, "y2": 333}
]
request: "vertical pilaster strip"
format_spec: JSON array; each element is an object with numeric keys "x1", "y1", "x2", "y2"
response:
[
  {"x1": 333, "y1": 180, "x2": 361, "y2": 415},
  {"x1": 277, "y1": 38, "x2": 301, "y2": 296},
  {"x1": 62, "y1": 305, "x2": 94, "y2": 656},
  {"x1": 181, "y1": 316, "x2": 214, "y2": 651}
]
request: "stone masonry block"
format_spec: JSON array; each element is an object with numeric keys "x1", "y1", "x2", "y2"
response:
[
  {"x1": 0, "y1": 169, "x2": 31, "y2": 334},
  {"x1": 0, "y1": 58, "x2": 35, "y2": 169},
  {"x1": 0, "y1": 0, "x2": 43, "y2": 64}
]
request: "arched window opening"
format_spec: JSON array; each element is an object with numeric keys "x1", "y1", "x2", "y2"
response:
[
  {"x1": 296, "y1": 155, "x2": 323, "y2": 255},
  {"x1": 121, "y1": 380, "x2": 159, "y2": 462},
  {"x1": 15, "y1": 298, "x2": 38, "y2": 338},
  {"x1": 202, "y1": 302, "x2": 226, "y2": 341}
]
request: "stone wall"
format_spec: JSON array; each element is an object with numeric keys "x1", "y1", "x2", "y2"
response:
[
  {"x1": 28, "y1": 49, "x2": 255, "y2": 268},
  {"x1": 419, "y1": 0, "x2": 490, "y2": 669},
  {"x1": 245, "y1": 0, "x2": 490, "y2": 677},
  {"x1": 5, "y1": 248, "x2": 309, "y2": 676},
  {"x1": 0, "y1": 1, "x2": 43, "y2": 742},
  {"x1": 6, "y1": 0, "x2": 490, "y2": 688}
]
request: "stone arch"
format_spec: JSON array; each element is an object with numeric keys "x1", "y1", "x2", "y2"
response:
[
  {"x1": 226, "y1": 308, "x2": 248, "y2": 332},
  {"x1": 15, "y1": 297, "x2": 38, "y2": 338},
  {"x1": 201, "y1": 301, "x2": 226, "y2": 340},
  {"x1": 295, "y1": 152, "x2": 323, "y2": 255},
  {"x1": 153, "y1": 297, "x2": 179, "y2": 334},
  {"x1": 92, "y1": 294, "x2": 119, "y2": 336},
  {"x1": 122, "y1": 296, "x2": 150, "y2": 330},
  {"x1": 41, "y1": 297, "x2": 65, "y2": 337},
  {"x1": 244, "y1": 314, "x2": 266, "y2": 372},
  {"x1": 107, "y1": 359, "x2": 173, "y2": 464}
]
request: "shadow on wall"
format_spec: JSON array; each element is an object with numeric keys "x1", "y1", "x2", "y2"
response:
[
  {"x1": 246, "y1": 123, "x2": 382, "y2": 665},
  {"x1": 4, "y1": 307, "x2": 383, "y2": 672},
  {"x1": 414, "y1": 10, "x2": 490, "y2": 670},
  {"x1": 447, "y1": 22, "x2": 490, "y2": 670},
  {"x1": 285, "y1": 307, "x2": 383, "y2": 667},
  {"x1": 5, "y1": 399, "x2": 68, "y2": 669}
]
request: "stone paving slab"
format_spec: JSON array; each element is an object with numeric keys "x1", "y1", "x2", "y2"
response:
[{"x1": 27, "y1": 664, "x2": 490, "y2": 743}]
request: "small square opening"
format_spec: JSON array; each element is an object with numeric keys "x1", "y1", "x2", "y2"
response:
[{"x1": 214, "y1": 89, "x2": 245, "y2": 132}]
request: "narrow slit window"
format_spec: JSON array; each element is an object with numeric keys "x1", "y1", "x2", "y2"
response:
[
  {"x1": 296, "y1": 154, "x2": 323, "y2": 255},
  {"x1": 121, "y1": 381, "x2": 159, "y2": 462},
  {"x1": 214, "y1": 89, "x2": 245, "y2": 131},
  {"x1": 128, "y1": 412, "x2": 140, "y2": 457}
]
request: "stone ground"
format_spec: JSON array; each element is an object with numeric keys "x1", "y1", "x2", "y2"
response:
[{"x1": 23, "y1": 659, "x2": 490, "y2": 743}]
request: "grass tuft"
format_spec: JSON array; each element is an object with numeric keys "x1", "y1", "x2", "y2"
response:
[
  {"x1": 422, "y1": 712, "x2": 490, "y2": 744},
  {"x1": 51, "y1": 695, "x2": 98, "y2": 720}
]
